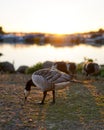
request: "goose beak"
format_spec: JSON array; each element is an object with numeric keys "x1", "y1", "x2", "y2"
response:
[
  {"x1": 24, "y1": 97, "x2": 27, "y2": 104},
  {"x1": 24, "y1": 90, "x2": 30, "y2": 103}
]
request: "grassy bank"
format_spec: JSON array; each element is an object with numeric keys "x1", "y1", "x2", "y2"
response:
[{"x1": 0, "y1": 73, "x2": 104, "y2": 130}]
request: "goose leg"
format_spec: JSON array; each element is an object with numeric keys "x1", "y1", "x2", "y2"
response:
[
  {"x1": 40, "y1": 91, "x2": 47, "y2": 104},
  {"x1": 52, "y1": 90, "x2": 55, "y2": 104}
]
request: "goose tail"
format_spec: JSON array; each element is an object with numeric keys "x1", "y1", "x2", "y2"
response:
[{"x1": 70, "y1": 79, "x2": 88, "y2": 84}]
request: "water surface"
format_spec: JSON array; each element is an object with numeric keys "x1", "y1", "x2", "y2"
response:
[{"x1": 0, "y1": 43, "x2": 104, "y2": 69}]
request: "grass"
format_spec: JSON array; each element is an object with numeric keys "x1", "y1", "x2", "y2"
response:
[
  {"x1": 0, "y1": 74, "x2": 104, "y2": 130},
  {"x1": 100, "y1": 65, "x2": 104, "y2": 77}
]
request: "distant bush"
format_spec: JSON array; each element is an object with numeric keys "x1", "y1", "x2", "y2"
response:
[
  {"x1": 77, "y1": 63, "x2": 83, "y2": 73},
  {"x1": 26, "y1": 62, "x2": 43, "y2": 74},
  {"x1": 84, "y1": 57, "x2": 94, "y2": 62},
  {"x1": 0, "y1": 53, "x2": 3, "y2": 57},
  {"x1": 76, "y1": 57, "x2": 94, "y2": 73},
  {"x1": 100, "y1": 65, "x2": 104, "y2": 77}
]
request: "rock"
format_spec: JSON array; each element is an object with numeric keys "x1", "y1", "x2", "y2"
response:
[
  {"x1": 16, "y1": 65, "x2": 29, "y2": 73},
  {"x1": 0, "y1": 61, "x2": 15, "y2": 73}
]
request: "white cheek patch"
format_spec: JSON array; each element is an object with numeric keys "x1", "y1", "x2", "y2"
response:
[
  {"x1": 24, "y1": 90, "x2": 30, "y2": 98},
  {"x1": 66, "y1": 63, "x2": 70, "y2": 72},
  {"x1": 51, "y1": 64, "x2": 57, "y2": 70}
]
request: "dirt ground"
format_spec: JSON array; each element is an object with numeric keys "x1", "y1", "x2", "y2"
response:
[{"x1": 0, "y1": 73, "x2": 104, "y2": 130}]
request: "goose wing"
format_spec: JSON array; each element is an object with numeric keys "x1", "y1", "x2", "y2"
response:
[{"x1": 32, "y1": 68, "x2": 72, "y2": 91}]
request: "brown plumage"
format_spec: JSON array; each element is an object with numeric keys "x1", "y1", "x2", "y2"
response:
[
  {"x1": 53, "y1": 61, "x2": 76, "y2": 77},
  {"x1": 82, "y1": 62, "x2": 100, "y2": 76}
]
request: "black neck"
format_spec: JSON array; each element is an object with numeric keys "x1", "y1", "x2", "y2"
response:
[{"x1": 25, "y1": 79, "x2": 35, "y2": 91}]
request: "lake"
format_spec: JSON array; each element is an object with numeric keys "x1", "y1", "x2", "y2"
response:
[{"x1": 0, "y1": 43, "x2": 104, "y2": 70}]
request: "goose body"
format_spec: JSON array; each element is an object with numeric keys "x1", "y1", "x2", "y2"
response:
[
  {"x1": 53, "y1": 61, "x2": 76, "y2": 76},
  {"x1": 82, "y1": 62, "x2": 100, "y2": 76},
  {"x1": 32, "y1": 68, "x2": 72, "y2": 91},
  {"x1": 24, "y1": 68, "x2": 72, "y2": 104}
]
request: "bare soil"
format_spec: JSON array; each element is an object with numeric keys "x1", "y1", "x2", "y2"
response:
[{"x1": 0, "y1": 74, "x2": 104, "y2": 130}]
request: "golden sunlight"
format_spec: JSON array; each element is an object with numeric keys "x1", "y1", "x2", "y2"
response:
[{"x1": 1, "y1": 0, "x2": 104, "y2": 34}]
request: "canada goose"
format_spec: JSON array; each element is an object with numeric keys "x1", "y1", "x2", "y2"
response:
[
  {"x1": 24, "y1": 67, "x2": 72, "y2": 104},
  {"x1": 53, "y1": 61, "x2": 77, "y2": 77},
  {"x1": 82, "y1": 62, "x2": 100, "y2": 76}
]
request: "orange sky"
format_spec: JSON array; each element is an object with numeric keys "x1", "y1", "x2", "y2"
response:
[{"x1": 0, "y1": 0, "x2": 104, "y2": 34}]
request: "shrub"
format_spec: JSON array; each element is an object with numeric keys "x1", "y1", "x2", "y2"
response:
[
  {"x1": 84, "y1": 57, "x2": 94, "y2": 62},
  {"x1": 77, "y1": 62, "x2": 83, "y2": 74},
  {"x1": 100, "y1": 65, "x2": 104, "y2": 77},
  {"x1": 26, "y1": 62, "x2": 43, "y2": 74},
  {"x1": 77, "y1": 57, "x2": 94, "y2": 74}
]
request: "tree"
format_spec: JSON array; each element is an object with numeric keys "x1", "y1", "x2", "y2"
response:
[{"x1": 0, "y1": 26, "x2": 4, "y2": 34}]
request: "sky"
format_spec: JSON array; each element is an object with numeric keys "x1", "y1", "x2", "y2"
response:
[{"x1": 0, "y1": 0, "x2": 104, "y2": 34}]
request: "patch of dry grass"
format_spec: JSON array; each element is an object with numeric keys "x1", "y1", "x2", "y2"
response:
[{"x1": 0, "y1": 74, "x2": 104, "y2": 130}]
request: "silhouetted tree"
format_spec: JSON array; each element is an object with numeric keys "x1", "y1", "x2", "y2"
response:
[
  {"x1": 0, "y1": 26, "x2": 4, "y2": 34},
  {"x1": 98, "y1": 28, "x2": 104, "y2": 34}
]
